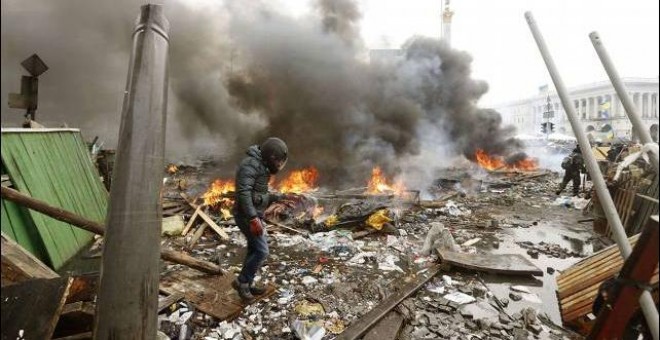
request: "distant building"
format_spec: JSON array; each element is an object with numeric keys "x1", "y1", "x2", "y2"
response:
[{"x1": 495, "y1": 78, "x2": 659, "y2": 142}]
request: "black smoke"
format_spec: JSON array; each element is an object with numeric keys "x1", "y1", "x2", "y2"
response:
[{"x1": 1, "y1": 0, "x2": 525, "y2": 188}]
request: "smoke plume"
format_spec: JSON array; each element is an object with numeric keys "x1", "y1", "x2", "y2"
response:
[{"x1": 1, "y1": 0, "x2": 525, "y2": 188}]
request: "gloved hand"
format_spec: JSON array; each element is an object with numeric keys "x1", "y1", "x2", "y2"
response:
[{"x1": 249, "y1": 217, "x2": 265, "y2": 236}]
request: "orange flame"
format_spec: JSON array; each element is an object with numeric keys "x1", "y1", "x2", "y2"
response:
[
  {"x1": 366, "y1": 167, "x2": 406, "y2": 195},
  {"x1": 202, "y1": 179, "x2": 235, "y2": 219},
  {"x1": 277, "y1": 167, "x2": 319, "y2": 194},
  {"x1": 475, "y1": 149, "x2": 538, "y2": 171},
  {"x1": 166, "y1": 164, "x2": 178, "y2": 174}
]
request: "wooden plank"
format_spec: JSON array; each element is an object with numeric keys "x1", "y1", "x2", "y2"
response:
[
  {"x1": 181, "y1": 206, "x2": 201, "y2": 236},
  {"x1": 362, "y1": 311, "x2": 405, "y2": 340},
  {"x1": 588, "y1": 216, "x2": 659, "y2": 339},
  {"x1": 187, "y1": 222, "x2": 208, "y2": 249},
  {"x1": 157, "y1": 292, "x2": 184, "y2": 313},
  {"x1": 559, "y1": 259, "x2": 627, "y2": 298},
  {"x1": 438, "y1": 250, "x2": 543, "y2": 276},
  {"x1": 197, "y1": 209, "x2": 229, "y2": 240},
  {"x1": 1, "y1": 231, "x2": 58, "y2": 287},
  {"x1": 558, "y1": 234, "x2": 640, "y2": 282},
  {"x1": 1, "y1": 277, "x2": 73, "y2": 340},
  {"x1": 558, "y1": 250, "x2": 624, "y2": 289},
  {"x1": 336, "y1": 265, "x2": 441, "y2": 340},
  {"x1": 159, "y1": 268, "x2": 276, "y2": 321},
  {"x1": 561, "y1": 269, "x2": 660, "y2": 323}
]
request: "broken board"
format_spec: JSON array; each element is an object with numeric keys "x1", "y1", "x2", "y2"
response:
[
  {"x1": 160, "y1": 268, "x2": 276, "y2": 321},
  {"x1": 1, "y1": 277, "x2": 73, "y2": 340},
  {"x1": 438, "y1": 250, "x2": 543, "y2": 276},
  {"x1": 337, "y1": 265, "x2": 441, "y2": 340},
  {"x1": 1, "y1": 231, "x2": 59, "y2": 286},
  {"x1": 362, "y1": 311, "x2": 405, "y2": 340}
]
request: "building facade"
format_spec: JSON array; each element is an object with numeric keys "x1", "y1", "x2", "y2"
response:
[{"x1": 495, "y1": 78, "x2": 659, "y2": 142}]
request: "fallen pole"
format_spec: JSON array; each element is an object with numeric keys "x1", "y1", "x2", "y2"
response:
[
  {"x1": 0, "y1": 186, "x2": 224, "y2": 276},
  {"x1": 525, "y1": 12, "x2": 659, "y2": 340},
  {"x1": 589, "y1": 31, "x2": 659, "y2": 174}
]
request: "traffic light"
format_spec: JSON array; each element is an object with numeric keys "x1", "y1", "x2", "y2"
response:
[
  {"x1": 541, "y1": 123, "x2": 547, "y2": 134},
  {"x1": 550, "y1": 123, "x2": 555, "y2": 133}
]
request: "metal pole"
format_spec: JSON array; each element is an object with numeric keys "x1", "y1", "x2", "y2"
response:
[
  {"x1": 94, "y1": 4, "x2": 170, "y2": 340},
  {"x1": 589, "y1": 31, "x2": 659, "y2": 174},
  {"x1": 524, "y1": 12, "x2": 659, "y2": 340}
]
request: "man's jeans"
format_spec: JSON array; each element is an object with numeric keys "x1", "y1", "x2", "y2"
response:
[{"x1": 236, "y1": 215, "x2": 269, "y2": 285}]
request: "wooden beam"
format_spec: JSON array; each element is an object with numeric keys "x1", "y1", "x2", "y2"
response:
[
  {"x1": 0, "y1": 186, "x2": 223, "y2": 275},
  {"x1": 181, "y1": 206, "x2": 201, "y2": 236},
  {"x1": 264, "y1": 218, "x2": 308, "y2": 236},
  {"x1": 362, "y1": 311, "x2": 405, "y2": 340},
  {"x1": 157, "y1": 292, "x2": 184, "y2": 313},
  {"x1": 336, "y1": 265, "x2": 441, "y2": 340},
  {"x1": 1, "y1": 231, "x2": 58, "y2": 287},
  {"x1": 197, "y1": 209, "x2": 230, "y2": 240},
  {"x1": 187, "y1": 222, "x2": 208, "y2": 249}
]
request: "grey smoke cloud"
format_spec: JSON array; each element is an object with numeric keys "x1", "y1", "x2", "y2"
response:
[{"x1": 1, "y1": 0, "x2": 525, "y2": 188}]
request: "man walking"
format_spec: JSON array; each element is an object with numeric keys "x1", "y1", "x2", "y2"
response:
[
  {"x1": 556, "y1": 146, "x2": 586, "y2": 196},
  {"x1": 232, "y1": 137, "x2": 288, "y2": 300}
]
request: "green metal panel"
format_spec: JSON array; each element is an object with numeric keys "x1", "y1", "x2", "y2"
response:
[
  {"x1": 1, "y1": 198, "x2": 49, "y2": 263},
  {"x1": 1, "y1": 129, "x2": 108, "y2": 269}
]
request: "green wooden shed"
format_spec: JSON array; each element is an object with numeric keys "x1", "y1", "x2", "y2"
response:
[{"x1": 1, "y1": 128, "x2": 108, "y2": 270}]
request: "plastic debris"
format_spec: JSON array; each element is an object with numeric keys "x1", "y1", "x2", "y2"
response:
[
  {"x1": 347, "y1": 251, "x2": 377, "y2": 265},
  {"x1": 443, "y1": 292, "x2": 476, "y2": 305},
  {"x1": 366, "y1": 209, "x2": 392, "y2": 230},
  {"x1": 301, "y1": 276, "x2": 319, "y2": 286},
  {"x1": 461, "y1": 238, "x2": 482, "y2": 247},
  {"x1": 378, "y1": 254, "x2": 404, "y2": 273},
  {"x1": 292, "y1": 319, "x2": 326, "y2": 340}
]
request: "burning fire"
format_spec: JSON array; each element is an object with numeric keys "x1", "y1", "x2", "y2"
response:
[
  {"x1": 166, "y1": 164, "x2": 178, "y2": 174},
  {"x1": 475, "y1": 149, "x2": 538, "y2": 171},
  {"x1": 202, "y1": 179, "x2": 235, "y2": 219},
  {"x1": 277, "y1": 167, "x2": 319, "y2": 194},
  {"x1": 366, "y1": 167, "x2": 406, "y2": 195}
]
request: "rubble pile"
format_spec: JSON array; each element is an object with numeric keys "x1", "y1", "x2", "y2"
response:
[{"x1": 148, "y1": 161, "x2": 592, "y2": 339}]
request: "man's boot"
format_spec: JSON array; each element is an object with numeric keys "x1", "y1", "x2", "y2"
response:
[
  {"x1": 232, "y1": 279, "x2": 254, "y2": 301},
  {"x1": 250, "y1": 283, "x2": 267, "y2": 296}
]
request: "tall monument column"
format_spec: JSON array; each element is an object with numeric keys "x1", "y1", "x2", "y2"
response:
[{"x1": 441, "y1": 0, "x2": 454, "y2": 47}]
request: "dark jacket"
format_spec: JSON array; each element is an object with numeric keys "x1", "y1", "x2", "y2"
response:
[
  {"x1": 568, "y1": 152, "x2": 586, "y2": 174},
  {"x1": 233, "y1": 145, "x2": 276, "y2": 219}
]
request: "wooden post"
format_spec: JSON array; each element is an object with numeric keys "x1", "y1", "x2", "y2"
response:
[{"x1": 94, "y1": 5, "x2": 170, "y2": 339}]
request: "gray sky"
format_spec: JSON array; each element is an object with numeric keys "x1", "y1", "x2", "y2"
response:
[{"x1": 285, "y1": 0, "x2": 659, "y2": 106}]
